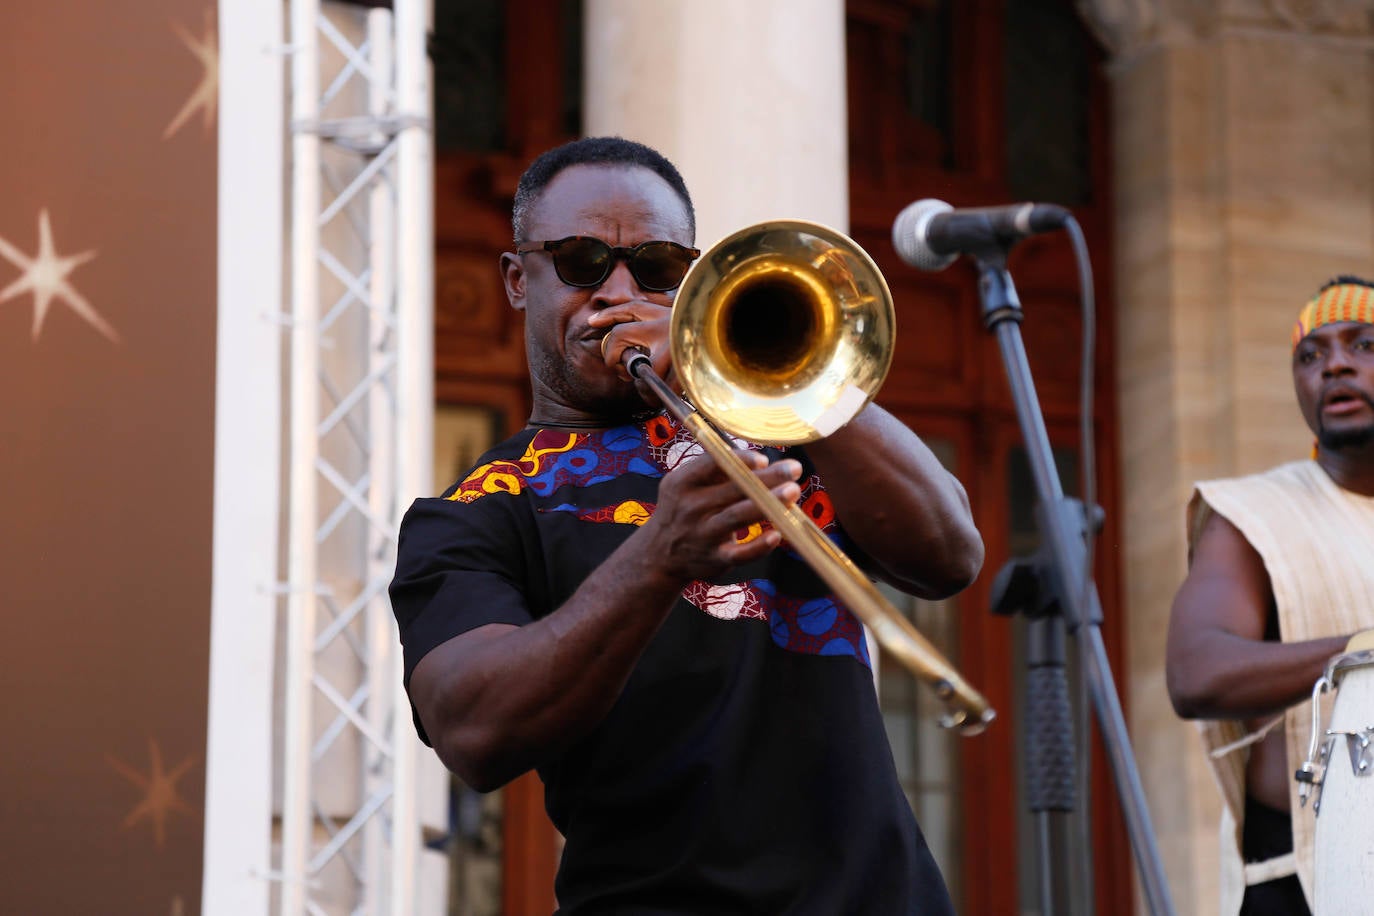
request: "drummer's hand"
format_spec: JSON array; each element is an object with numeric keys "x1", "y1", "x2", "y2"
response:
[{"x1": 1345, "y1": 628, "x2": 1374, "y2": 653}]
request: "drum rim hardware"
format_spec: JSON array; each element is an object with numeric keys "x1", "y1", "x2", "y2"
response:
[{"x1": 1296, "y1": 648, "x2": 1374, "y2": 814}]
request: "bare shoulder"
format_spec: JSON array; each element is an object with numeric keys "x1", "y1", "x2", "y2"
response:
[
  {"x1": 1172, "y1": 509, "x2": 1275, "y2": 643},
  {"x1": 1190, "y1": 510, "x2": 1265, "y2": 574}
]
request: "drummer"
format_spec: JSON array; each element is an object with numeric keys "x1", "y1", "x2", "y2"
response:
[{"x1": 1166, "y1": 276, "x2": 1374, "y2": 916}]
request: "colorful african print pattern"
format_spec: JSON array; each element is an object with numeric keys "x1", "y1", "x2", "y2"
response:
[
  {"x1": 446, "y1": 415, "x2": 869, "y2": 666},
  {"x1": 446, "y1": 413, "x2": 718, "y2": 505},
  {"x1": 547, "y1": 499, "x2": 656, "y2": 526},
  {"x1": 683, "y1": 569, "x2": 870, "y2": 664},
  {"x1": 1293, "y1": 282, "x2": 1374, "y2": 349},
  {"x1": 447, "y1": 427, "x2": 661, "y2": 502}
]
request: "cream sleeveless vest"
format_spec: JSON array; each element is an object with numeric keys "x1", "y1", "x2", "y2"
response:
[{"x1": 1187, "y1": 460, "x2": 1374, "y2": 914}]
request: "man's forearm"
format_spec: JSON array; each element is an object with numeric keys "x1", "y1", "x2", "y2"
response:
[
  {"x1": 419, "y1": 532, "x2": 686, "y2": 790},
  {"x1": 804, "y1": 405, "x2": 983, "y2": 597},
  {"x1": 1167, "y1": 630, "x2": 1352, "y2": 720}
]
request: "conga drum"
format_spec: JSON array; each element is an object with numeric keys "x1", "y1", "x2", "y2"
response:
[{"x1": 1296, "y1": 639, "x2": 1374, "y2": 914}]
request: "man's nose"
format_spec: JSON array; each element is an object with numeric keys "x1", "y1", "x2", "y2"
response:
[
  {"x1": 591, "y1": 257, "x2": 639, "y2": 306},
  {"x1": 1323, "y1": 342, "x2": 1356, "y2": 376}
]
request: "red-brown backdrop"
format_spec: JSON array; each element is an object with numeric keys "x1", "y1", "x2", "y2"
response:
[{"x1": 0, "y1": 2, "x2": 218, "y2": 912}]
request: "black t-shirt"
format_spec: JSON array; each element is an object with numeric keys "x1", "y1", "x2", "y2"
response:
[{"x1": 390, "y1": 415, "x2": 955, "y2": 914}]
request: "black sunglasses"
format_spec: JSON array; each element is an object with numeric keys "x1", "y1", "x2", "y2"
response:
[{"x1": 516, "y1": 236, "x2": 701, "y2": 292}]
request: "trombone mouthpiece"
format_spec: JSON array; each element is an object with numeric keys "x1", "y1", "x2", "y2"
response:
[{"x1": 623, "y1": 347, "x2": 652, "y2": 378}]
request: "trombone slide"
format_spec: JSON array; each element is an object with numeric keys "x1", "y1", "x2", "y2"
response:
[{"x1": 626, "y1": 351, "x2": 995, "y2": 735}]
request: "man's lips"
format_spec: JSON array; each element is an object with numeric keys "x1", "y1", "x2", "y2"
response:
[
  {"x1": 1321, "y1": 385, "x2": 1374, "y2": 416},
  {"x1": 579, "y1": 329, "x2": 623, "y2": 370}
]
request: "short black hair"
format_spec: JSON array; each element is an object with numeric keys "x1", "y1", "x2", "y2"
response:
[
  {"x1": 1317, "y1": 275, "x2": 1374, "y2": 295},
  {"x1": 511, "y1": 136, "x2": 695, "y2": 242}
]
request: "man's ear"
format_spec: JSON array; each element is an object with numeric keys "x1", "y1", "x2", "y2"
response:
[{"x1": 500, "y1": 252, "x2": 526, "y2": 312}]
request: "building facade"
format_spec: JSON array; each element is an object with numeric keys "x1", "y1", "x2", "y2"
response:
[{"x1": 3, "y1": 1, "x2": 1372, "y2": 914}]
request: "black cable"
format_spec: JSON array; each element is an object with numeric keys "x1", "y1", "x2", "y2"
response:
[
  {"x1": 1062, "y1": 215, "x2": 1097, "y2": 620},
  {"x1": 1063, "y1": 215, "x2": 1099, "y2": 914}
]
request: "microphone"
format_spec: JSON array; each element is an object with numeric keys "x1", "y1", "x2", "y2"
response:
[{"x1": 892, "y1": 199, "x2": 1071, "y2": 272}]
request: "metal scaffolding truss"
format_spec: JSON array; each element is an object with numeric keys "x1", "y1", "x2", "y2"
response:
[{"x1": 280, "y1": 1, "x2": 437, "y2": 913}]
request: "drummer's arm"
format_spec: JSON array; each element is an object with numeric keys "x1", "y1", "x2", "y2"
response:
[{"x1": 1166, "y1": 512, "x2": 1351, "y2": 720}]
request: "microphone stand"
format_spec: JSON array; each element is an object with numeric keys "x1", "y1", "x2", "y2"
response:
[
  {"x1": 974, "y1": 249, "x2": 1176, "y2": 916},
  {"x1": 992, "y1": 530, "x2": 1089, "y2": 916}
]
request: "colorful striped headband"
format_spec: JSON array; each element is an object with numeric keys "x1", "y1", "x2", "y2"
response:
[{"x1": 1293, "y1": 281, "x2": 1374, "y2": 350}]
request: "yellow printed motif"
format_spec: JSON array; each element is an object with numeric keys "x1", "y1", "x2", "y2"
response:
[
  {"x1": 612, "y1": 500, "x2": 652, "y2": 526},
  {"x1": 446, "y1": 432, "x2": 579, "y2": 503}
]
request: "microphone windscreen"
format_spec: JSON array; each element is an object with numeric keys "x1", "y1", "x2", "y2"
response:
[{"x1": 891, "y1": 199, "x2": 958, "y2": 272}]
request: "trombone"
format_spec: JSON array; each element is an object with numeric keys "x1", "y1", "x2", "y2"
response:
[{"x1": 621, "y1": 219, "x2": 994, "y2": 734}]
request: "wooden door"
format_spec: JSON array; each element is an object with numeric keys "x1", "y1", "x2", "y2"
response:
[{"x1": 846, "y1": 1, "x2": 1132, "y2": 913}]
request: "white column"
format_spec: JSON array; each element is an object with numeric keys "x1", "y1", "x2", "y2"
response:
[
  {"x1": 203, "y1": 2, "x2": 285, "y2": 914},
  {"x1": 281, "y1": 1, "x2": 321, "y2": 913},
  {"x1": 583, "y1": 0, "x2": 849, "y2": 247}
]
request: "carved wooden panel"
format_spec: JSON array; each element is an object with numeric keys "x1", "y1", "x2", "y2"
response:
[{"x1": 434, "y1": 242, "x2": 527, "y2": 382}]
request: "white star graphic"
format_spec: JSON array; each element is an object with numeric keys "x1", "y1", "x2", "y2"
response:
[
  {"x1": 0, "y1": 210, "x2": 118, "y2": 342},
  {"x1": 163, "y1": 11, "x2": 218, "y2": 140}
]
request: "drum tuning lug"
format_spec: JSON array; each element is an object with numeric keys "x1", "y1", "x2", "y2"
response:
[
  {"x1": 1296, "y1": 735, "x2": 1336, "y2": 812},
  {"x1": 1344, "y1": 728, "x2": 1374, "y2": 777}
]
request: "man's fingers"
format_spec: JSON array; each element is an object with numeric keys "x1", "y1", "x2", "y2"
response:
[
  {"x1": 709, "y1": 481, "x2": 799, "y2": 535},
  {"x1": 758, "y1": 458, "x2": 803, "y2": 486},
  {"x1": 718, "y1": 528, "x2": 784, "y2": 567},
  {"x1": 651, "y1": 450, "x2": 804, "y2": 578},
  {"x1": 587, "y1": 302, "x2": 667, "y2": 327},
  {"x1": 672, "y1": 451, "x2": 799, "y2": 499},
  {"x1": 600, "y1": 318, "x2": 670, "y2": 380},
  {"x1": 673, "y1": 448, "x2": 765, "y2": 484}
]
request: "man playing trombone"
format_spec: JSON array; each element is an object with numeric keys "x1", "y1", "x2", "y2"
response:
[{"x1": 390, "y1": 135, "x2": 984, "y2": 913}]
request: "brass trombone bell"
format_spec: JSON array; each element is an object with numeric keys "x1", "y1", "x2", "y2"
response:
[{"x1": 671, "y1": 220, "x2": 896, "y2": 446}]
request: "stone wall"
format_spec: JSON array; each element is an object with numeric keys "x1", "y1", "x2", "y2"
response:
[{"x1": 1079, "y1": 0, "x2": 1374, "y2": 910}]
